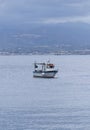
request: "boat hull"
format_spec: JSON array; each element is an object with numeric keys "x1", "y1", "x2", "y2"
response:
[{"x1": 33, "y1": 70, "x2": 58, "y2": 78}]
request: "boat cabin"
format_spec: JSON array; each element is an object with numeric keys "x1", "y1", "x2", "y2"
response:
[{"x1": 34, "y1": 62, "x2": 55, "y2": 71}]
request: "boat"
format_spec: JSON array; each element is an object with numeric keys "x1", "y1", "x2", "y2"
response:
[{"x1": 33, "y1": 61, "x2": 58, "y2": 78}]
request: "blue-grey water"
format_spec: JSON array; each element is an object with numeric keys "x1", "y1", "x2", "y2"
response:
[{"x1": 0, "y1": 55, "x2": 90, "y2": 130}]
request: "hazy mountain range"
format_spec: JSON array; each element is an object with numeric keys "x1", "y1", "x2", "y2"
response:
[
  {"x1": 0, "y1": 0, "x2": 90, "y2": 54},
  {"x1": 0, "y1": 23, "x2": 90, "y2": 54}
]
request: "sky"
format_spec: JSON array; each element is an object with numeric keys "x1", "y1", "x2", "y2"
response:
[{"x1": 0, "y1": 0, "x2": 90, "y2": 26}]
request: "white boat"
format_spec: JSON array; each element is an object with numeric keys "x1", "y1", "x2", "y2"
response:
[{"x1": 33, "y1": 61, "x2": 58, "y2": 78}]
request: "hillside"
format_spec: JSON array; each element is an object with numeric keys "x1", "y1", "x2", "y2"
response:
[{"x1": 0, "y1": 23, "x2": 90, "y2": 54}]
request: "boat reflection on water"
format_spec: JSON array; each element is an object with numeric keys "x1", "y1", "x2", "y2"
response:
[{"x1": 33, "y1": 61, "x2": 58, "y2": 78}]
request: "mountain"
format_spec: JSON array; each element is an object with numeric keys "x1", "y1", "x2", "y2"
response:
[{"x1": 0, "y1": 23, "x2": 90, "y2": 54}]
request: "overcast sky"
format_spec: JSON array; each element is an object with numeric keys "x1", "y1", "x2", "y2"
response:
[{"x1": 0, "y1": 0, "x2": 90, "y2": 25}]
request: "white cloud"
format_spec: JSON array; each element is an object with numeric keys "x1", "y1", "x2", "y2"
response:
[
  {"x1": 41, "y1": 15, "x2": 90, "y2": 24},
  {"x1": 0, "y1": 0, "x2": 90, "y2": 25}
]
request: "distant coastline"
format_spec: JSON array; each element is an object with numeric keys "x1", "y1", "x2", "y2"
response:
[{"x1": 0, "y1": 49, "x2": 90, "y2": 55}]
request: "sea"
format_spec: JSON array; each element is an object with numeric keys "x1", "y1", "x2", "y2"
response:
[{"x1": 0, "y1": 55, "x2": 90, "y2": 130}]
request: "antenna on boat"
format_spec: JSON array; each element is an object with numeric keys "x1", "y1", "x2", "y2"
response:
[{"x1": 47, "y1": 58, "x2": 50, "y2": 63}]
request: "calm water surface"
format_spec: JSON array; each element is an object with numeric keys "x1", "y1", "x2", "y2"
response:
[{"x1": 0, "y1": 55, "x2": 90, "y2": 130}]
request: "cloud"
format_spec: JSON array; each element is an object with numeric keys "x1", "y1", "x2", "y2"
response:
[
  {"x1": 40, "y1": 15, "x2": 90, "y2": 24},
  {"x1": 0, "y1": 0, "x2": 90, "y2": 25}
]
